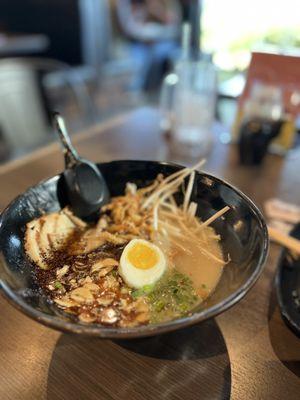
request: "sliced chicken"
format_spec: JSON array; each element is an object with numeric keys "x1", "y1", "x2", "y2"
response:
[{"x1": 25, "y1": 209, "x2": 83, "y2": 269}]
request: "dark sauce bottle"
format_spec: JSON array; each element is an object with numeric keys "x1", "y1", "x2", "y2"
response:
[{"x1": 238, "y1": 117, "x2": 284, "y2": 165}]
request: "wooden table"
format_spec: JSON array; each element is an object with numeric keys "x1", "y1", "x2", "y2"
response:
[{"x1": 1, "y1": 107, "x2": 300, "y2": 400}]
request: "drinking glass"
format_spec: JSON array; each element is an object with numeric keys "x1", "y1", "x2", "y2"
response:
[{"x1": 160, "y1": 60, "x2": 217, "y2": 159}]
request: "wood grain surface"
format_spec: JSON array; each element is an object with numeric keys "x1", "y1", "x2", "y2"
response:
[{"x1": 1, "y1": 107, "x2": 300, "y2": 400}]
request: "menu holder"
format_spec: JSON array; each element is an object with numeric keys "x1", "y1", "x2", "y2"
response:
[{"x1": 232, "y1": 52, "x2": 300, "y2": 152}]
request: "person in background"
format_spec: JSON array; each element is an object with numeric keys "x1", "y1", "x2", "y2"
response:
[{"x1": 116, "y1": 0, "x2": 181, "y2": 90}]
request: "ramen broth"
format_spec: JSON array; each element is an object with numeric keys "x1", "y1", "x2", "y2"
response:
[
  {"x1": 172, "y1": 234, "x2": 224, "y2": 298},
  {"x1": 154, "y1": 216, "x2": 225, "y2": 302}
]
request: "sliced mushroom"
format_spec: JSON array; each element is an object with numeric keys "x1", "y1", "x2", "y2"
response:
[
  {"x1": 68, "y1": 279, "x2": 78, "y2": 289},
  {"x1": 56, "y1": 265, "x2": 69, "y2": 279},
  {"x1": 73, "y1": 262, "x2": 88, "y2": 271},
  {"x1": 70, "y1": 287, "x2": 94, "y2": 304},
  {"x1": 120, "y1": 287, "x2": 130, "y2": 295},
  {"x1": 96, "y1": 296, "x2": 114, "y2": 306},
  {"x1": 103, "y1": 275, "x2": 119, "y2": 289},
  {"x1": 69, "y1": 229, "x2": 106, "y2": 254},
  {"x1": 83, "y1": 282, "x2": 100, "y2": 292},
  {"x1": 98, "y1": 266, "x2": 115, "y2": 278},
  {"x1": 91, "y1": 258, "x2": 119, "y2": 274},
  {"x1": 54, "y1": 297, "x2": 77, "y2": 308}
]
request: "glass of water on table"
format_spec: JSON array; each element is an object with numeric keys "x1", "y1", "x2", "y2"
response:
[{"x1": 160, "y1": 59, "x2": 217, "y2": 159}]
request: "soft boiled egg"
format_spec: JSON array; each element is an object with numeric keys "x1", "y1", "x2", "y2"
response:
[{"x1": 119, "y1": 239, "x2": 166, "y2": 289}]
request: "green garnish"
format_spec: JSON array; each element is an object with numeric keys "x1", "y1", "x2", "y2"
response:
[
  {"x1": 145, "y1": 270, "x2": 200, "y2": 323},
  {"x1": 132, "y1": 284, "x2": 155, "y2": 298},
  {"x1": 54, "y1": 281, "x2": 63, "y2": 289},
  {"x1": 201, "y1": 284, "x2": 207, "y2": 289}
]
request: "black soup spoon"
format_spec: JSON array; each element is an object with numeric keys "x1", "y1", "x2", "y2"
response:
[{"x1": 53, "y1": 112, "x2": 110, "y2": 220}]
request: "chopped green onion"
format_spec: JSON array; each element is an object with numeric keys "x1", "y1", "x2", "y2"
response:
[
  {"x1": 54, "y1": 281, "x2": 63, "y2": 289},
  {"x1": 146, "y1": 270, "x2": 200, "y2": 323},
  {"x1": 132, "y1": 284, "x2": 155, "y2": 298}
]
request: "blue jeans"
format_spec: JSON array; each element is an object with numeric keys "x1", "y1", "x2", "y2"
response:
[{"x1": 130, "y1": 40, "x2": 179, "y2": 90}]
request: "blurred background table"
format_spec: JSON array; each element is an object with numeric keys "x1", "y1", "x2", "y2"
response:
[
  {"x1": 0, "y1": 33, "x2": 49, "y2": 57},
  {"x1": 1, "y1": 107, "x2": 300, "y2": 400}
]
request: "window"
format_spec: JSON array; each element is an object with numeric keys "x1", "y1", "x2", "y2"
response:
[{"x1": 202, "y1": 0, "x2": 300, "y2": 72}]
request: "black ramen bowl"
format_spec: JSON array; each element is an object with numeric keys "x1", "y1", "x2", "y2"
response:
[{"x1": 0, "y1": 160, "x2": 268, "y2": 338}]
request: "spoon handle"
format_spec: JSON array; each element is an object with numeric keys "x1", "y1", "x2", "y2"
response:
[{"x1": 53, "y1": 112, "x2": 80, "y2": 168}]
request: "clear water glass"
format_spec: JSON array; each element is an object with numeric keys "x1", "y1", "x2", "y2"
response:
[{"x1": 160, "y1": 60, "x2": 217, "y2": 159}]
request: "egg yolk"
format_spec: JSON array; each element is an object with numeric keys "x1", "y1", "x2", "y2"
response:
[{"x1": 127, "y1": 243, "x2": 159, "y2": 270}]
